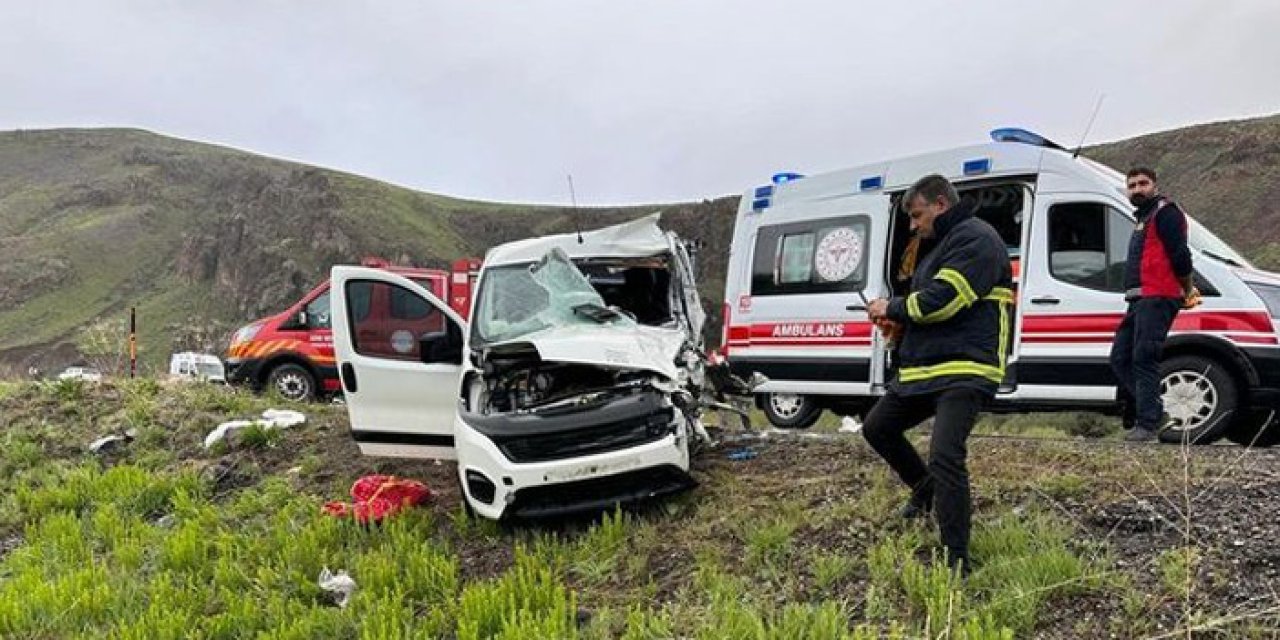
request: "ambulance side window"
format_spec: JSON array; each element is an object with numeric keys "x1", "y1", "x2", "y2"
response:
[
  {"x1": 751, "y1": 216, "x2": 870, "y2": 296},
  {"x1": 1047, "y1": 203, "x2": 1130, "y2": 293}
]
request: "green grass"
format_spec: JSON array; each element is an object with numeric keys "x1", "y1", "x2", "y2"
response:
[{"x1": 1, "y1": 380, "x2": 1274, "y2": 637}]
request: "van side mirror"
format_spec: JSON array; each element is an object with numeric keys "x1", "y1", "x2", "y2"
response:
[{"x1": 419, "y1": 322, "x2": 463, "y2": 365}]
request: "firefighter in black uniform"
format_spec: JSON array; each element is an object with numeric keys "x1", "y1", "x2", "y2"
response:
[{"x1": 866, "y1": 174, "x2": 1014, "y2": 575}]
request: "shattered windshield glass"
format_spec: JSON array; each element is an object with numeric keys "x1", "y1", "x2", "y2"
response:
[{"x1": 472, "y1": 248, "x2": 636, "y2": 346}]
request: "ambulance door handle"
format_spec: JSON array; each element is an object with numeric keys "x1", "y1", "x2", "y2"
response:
[
  {"x1": 1030, "y1": 296, "x2": 1060, "y2": 305},
  {"x1": 845, "y1": 304, "x2": 866, "y2": 312}
]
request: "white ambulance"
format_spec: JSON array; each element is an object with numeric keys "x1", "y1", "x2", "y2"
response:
[{"x1": 723, "y1": 129, "x2": 1280, "y2": 446}]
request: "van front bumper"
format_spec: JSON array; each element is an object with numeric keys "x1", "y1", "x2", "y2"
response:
[{"x1": 453, "y1": 393, "x2": 693, "y2": 520}]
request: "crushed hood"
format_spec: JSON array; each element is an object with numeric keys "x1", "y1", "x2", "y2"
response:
[
  {"x1": 488, "y1": 323, "x2": 686, "y2": 380},
  {"x1": 485, "y1": 213, "x2": 671, "y2": 267}
]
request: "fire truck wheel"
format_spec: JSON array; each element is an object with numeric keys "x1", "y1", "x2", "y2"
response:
[
  {"x1": 762, "y1": 393, "x2": 822, "y2": 429},
  {"x1": 266, "y1": 363, "x2": 317, "y2": 402},
  {"x1": 1157, "y1": 355, "x2": 1236, "y2": 445}
]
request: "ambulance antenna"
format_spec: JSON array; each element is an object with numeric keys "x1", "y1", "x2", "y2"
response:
[
  {"x1": 1072, "y1": 93, "x2": 1106, "y2": 159},
  {"x1": 567, "y1": 173, "x2": 584, "y2": 244}
]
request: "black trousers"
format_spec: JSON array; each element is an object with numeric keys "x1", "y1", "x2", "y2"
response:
[
  {"x1": 1109, "y1": 297, "x2": 1180, "y2": 430},
  {"x1": 862, "y1": 387, "x2": 988, "y2": 561}
]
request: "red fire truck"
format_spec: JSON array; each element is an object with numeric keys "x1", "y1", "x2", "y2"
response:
[{"x1": 225, "y1": 257, "x2": 481, "y2": 401}]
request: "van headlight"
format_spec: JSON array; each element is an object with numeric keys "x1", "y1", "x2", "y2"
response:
[{"x1": 1246, "y1": 282, "x2": 1280, "y2": 319}]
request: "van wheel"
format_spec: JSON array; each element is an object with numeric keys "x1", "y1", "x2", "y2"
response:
[
  {"x1": 1226, "y1": 410, "x2": 1280, "y2": 448},
  {"x1": 266, "y1": 363, "x2": 316, "y2": 402},
  {"x1": 1157, "y1": 355, "x2": 1236, "y2": 445},
  {"x1": 762, "y1": 393, "x2": 822, "y2": 429}
]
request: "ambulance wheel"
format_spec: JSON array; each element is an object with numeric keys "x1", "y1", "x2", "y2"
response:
[
  {"x1": 762, "y1": 393, "x2": 822, "y2": 429},
  {"x1": 1226, "y1": 410, "x2": 1280, "y2": 448},
  {"x1": 1157, "y1": 355, "x2": 1236, "y2": 445},
  {"x1": 266, "y1": 363, "x2": 316, "y2": 402}
]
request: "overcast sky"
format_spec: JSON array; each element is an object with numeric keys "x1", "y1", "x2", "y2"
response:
[{"x1": 2, "y1": 1, "x2": 1277, "y2": 205}]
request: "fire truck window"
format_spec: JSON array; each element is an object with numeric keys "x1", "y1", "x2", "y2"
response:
[
  {"x1": 1048, "y1": 203, "x2": 1128, "y2": 292},
  {"x1": 346, "y1": 281, "x2": 448, "y2": 362},
  {"x1": 306, "y1": 292, "x2": 332, "y2": 330}
]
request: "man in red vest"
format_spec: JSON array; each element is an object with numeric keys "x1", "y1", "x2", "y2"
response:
[{"x1": 1111, "y1": 167, "x2": 1196, "y2": 442}]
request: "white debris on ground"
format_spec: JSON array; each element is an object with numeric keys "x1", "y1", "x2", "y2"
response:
[
  {"x1": 203, "y1": 409, "x2": 307, "y2": 448},
  {"x1": 318, "y1": 567, "x2": 357, "y2": 608},
  {"x1": 88, "y1": 428, "x2": 139, "y2": 454},
  {"x1": 839, "y1": 416, "x2": 864, "y2": 434}
]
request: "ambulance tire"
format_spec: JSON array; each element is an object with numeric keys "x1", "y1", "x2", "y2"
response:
[
  {"x1": 1156, "y1": 355, "x2": 1236, "y2": 445},
  {"x1": 762, "y1": 393, "x2": 822, "y2": 429},
  {"x1": 265, "y1": 363, "x2": 317, "y2": 402},
  {"x1": 1225, "y1": 410, "x2": 1280, "y2": 448}
]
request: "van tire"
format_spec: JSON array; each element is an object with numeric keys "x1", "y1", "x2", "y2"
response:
[
  {"x1": 265, "y1": 363, "x2": 317, "y2": 402},
  {"x1": 762, "y1": 393, "x2": 822, "y2": 429},
  {"x1": 1226, "y1": 410, "x2": 1280, "y2": 448},
  {"x1": 1157, "y1": 355, "x2": 1236, "y2": 445}
]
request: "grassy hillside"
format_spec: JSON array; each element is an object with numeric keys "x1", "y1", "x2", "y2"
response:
[
  {"x1": 1086, "y1": 113, "x2": 1280, "y2": 269},
  {"x1": 3, "y1": 113, "x2": 1279, "y2": 373},
  {"x1": 2, "y1": 380, "x2": 1278, "y2": 637}
]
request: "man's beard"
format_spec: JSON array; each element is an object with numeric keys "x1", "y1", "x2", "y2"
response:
[{"x1": 1129, "y1": 192, "x2": 1154, "y2": 207}]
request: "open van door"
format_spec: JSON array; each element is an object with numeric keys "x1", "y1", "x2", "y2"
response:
[{"x1": 331, "y1": 266, "x2": 466, "y2": 460}]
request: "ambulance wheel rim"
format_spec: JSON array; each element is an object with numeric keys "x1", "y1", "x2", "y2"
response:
[
  {"x1": 1161, "y1": 371, "x2": 1217, "y2": 431},
  {"x1": 769, "y1": 394, "x2": 805, "y2": 419}
]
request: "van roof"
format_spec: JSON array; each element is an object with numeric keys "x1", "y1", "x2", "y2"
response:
[
  {"x1": 484, "y1": 213, "x2": 671, "y2": 267},
  {"x1": 745, "y1": 136, "x2": 1128, "y2": 211}
]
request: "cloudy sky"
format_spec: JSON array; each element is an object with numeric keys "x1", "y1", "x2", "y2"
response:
[{"x1": 2, "y1": 1, "x2": 1277, "y2": 204}]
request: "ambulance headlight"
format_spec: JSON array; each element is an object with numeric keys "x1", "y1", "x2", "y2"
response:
[{"x1": 1247, "y1": 283, "x2": 1280, "y2": 319}]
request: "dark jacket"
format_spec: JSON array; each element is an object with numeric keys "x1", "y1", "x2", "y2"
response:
[
  {"x1": 1123, "y1": 197, "x2": 1192, "y2": 299},
  {"x1": 885, "y1": 201, "x2": 1014, "y2": 396}
]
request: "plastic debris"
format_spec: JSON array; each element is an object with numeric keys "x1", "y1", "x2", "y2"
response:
[
  {"x1": 839, "y1": 416, "x2": 863, "y2": 434},
  {"x1": 89, "y1": 434, "x2": 128, "y2": 454},
  {"x1": 726, "y1": 447, "x2": 757, "y2": 461},
  {"x1": 322, "y1": 475, "x2": 433, "y2": 524},
  {"x1": 203, "y1": 408, "x2": 307, "y2": 448},
  {"x1": 318, "y1": 567, "x2": 357, "y2": 608}
]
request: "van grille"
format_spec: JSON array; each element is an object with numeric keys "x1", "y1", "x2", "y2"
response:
[{"x1": 495, "y1": 408, "x2": 675, "y2": 463}]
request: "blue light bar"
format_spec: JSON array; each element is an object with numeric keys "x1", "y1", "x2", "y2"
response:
[
  {"x1": 754, "y1": 185, "x2": 774, "y2": 199},
  {"x1": 772, "y1": 172, "x2": 804, "y2": 185},
  {"x1": 859, "y1": 176, "x2": 883, "y2": 191},
  {"x1": 990, "y1": 127, "x2": 1065, "y2": 150},
  {"x1": 963, "y1": 158, "x2": 991, "y2": 176},
  {"x1": 752, "y1": 198, "x2": 771, "y2": 212}
]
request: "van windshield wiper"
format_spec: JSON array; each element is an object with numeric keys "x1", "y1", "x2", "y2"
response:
[
  {"x1": 572, "y1": 303, "x2": 621, "y2": 323},
  {"x1": 1198, "y1": 248, "x2": 1243, "y2": 267}
]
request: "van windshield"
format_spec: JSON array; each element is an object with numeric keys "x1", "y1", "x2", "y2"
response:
[
  {"x1": 1187, "y1": 216, "x2": 1252, "y2": 268},
  {"x1": 471, "y1": 249, "x2": 635, "y2": 347}
]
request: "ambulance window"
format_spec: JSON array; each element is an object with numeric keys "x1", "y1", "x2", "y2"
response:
[
  {"x1": 751, "y1": 216, "x2": 870, "y2": 296},
  {"x1": 779, "y1": 233, "x2": 816, "y2": 283},
  {"x1": 305, "y1": 292, "x2": 332, "y2": 329},
  {"x1": 1048, "y1": 203, "x2": 1130, "y2": 292}
]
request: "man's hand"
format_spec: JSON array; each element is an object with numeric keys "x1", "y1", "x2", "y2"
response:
[
  {"x1": 868, "y1": 298, "x2": 890, "y2": 321},
  {"x1": 1182, "y1": 285, "x2": 1202, "y2": 310}
]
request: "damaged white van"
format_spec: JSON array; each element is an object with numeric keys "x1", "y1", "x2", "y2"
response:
[{"x1": 331, "y1": 215, "x2": 722, "y2": 519}]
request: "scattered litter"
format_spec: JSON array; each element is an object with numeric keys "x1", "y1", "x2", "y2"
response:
[
  {"x1": 727, "y1": 447, "x2": 757, "y2": 461},
  {"x1": 89, "y1": 434, "x2": 130, "y2": 454},
  {"x1": 204, "y1": 408, "x2": 308, "y2": 448},
  {"x1": 322, "y1": 475, "x2": 433, "y2": 524},
  {"x1": 318, "y1": 567, "x2": 357, "y2": 608},
  {"x1": 839, "y1": 416, "x2": 863, "y2": 434},
  {"x1": 287, "y1": 466, "x2": 303, "y2": 475}
]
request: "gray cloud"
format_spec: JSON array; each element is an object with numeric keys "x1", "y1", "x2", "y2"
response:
[{"x1": 1, "y1": 0, "x2": 1277, "y2": 204}]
